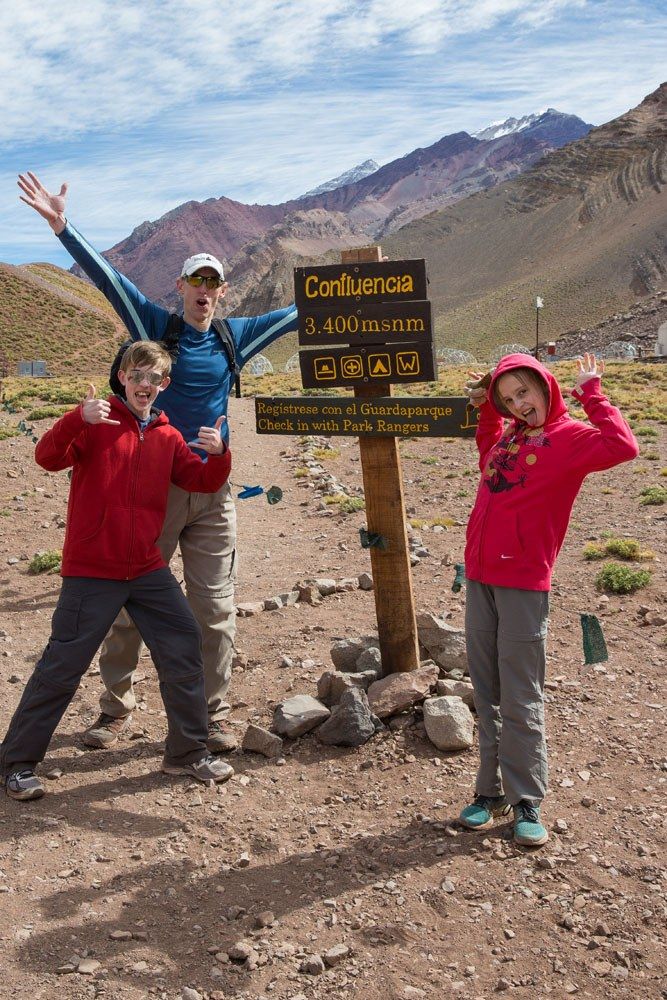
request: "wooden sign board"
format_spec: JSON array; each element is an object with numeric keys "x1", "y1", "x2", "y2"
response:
[
  {"x1": 255, "y1": 396, "x2": 479, "y2": 437},
  {"x1": 299, "y1": 341, "x2": 436, "y2": 389},
  {"x1": 298, "y1": 300, "x2": 432, "y2": 347},
  {"x1": 294, "y1": 259, "x2": 427, "y2": 309}
]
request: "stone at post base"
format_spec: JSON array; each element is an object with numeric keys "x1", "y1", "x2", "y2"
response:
[
  {"x1": 316, "y1": 688, "x2": 383, "y2": 747},
  {"x1": 356, "y1": 646, "x2": 383, "y2": 675},
  {"x1": 436, "y1": 678, "x2": 475, "y2": 708},
  {"x1": 367, "y1": 663, "x2": 439, "y2": 719},
  {"x1": 317, "y1": 669, "x2": 378, "y2": 707},
  {"x1": 416, "y1": 612, "x2": 468, "y2": 674},
  {"x1": 423, "y1": 695, "x2": 474, "y2": 750},
  {"x1": 273, "y1": 695, "x2": 330, "y2": 737},
  {"x1": 330, "y1": 635, "x2": 379, "y2": 672}
]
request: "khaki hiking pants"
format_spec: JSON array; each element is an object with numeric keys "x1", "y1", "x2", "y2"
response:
[
  {"x1": 465, "y1": 580, "x2": 549, "y2": 807},
  {"x1": 97, "y1": 482, "x2": 237, "y2": 722}
]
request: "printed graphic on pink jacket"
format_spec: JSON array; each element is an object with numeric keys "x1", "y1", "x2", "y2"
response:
[
  {"x1": 464, "y1": 354, "x2": 638, "y2": 592},
  {"x1": 483, "y1": 425, "x2": 552, "y2": 494}
]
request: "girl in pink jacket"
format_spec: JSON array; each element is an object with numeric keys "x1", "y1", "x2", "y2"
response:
[{"x1": 460, "y1": 352, "x2": 638, "y2": 846}]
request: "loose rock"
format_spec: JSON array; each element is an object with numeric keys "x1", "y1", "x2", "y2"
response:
[
  {"x1": 273, "y1": 695, "x2": 330, "y2": 737},
  {"x1": 423, "y1": 696, "x2": 474, "y2": 750},
  {"x1": 368, "y1": 663, "x2": 439, "y2": 719},
  {"x1": 242, "y1": 723, "x2": 283, "y2": 758}
]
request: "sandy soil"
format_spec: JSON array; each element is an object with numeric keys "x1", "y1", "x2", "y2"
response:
[{"x1": 0, "y1": 392, "x2": 665, "y2": 1000}]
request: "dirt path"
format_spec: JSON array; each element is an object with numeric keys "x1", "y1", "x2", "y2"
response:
[{"x1": 0, "y1": 396, "x2": 665, "y2": 1000}]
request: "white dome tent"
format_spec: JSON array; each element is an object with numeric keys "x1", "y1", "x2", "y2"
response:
[
  {"x1": 436, "y1": 348, "x2": 478, "y2": 366},
  {"x1": 246, "y1": 353, "x2": 274, "y2": 375}
]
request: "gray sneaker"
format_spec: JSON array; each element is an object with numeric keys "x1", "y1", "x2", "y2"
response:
[
  {"x1": 82, "y1": 712, "x2": 132, "y2": 748},
  {"x1": 161, "y1": 754, "x2": 234, "y2": 784},
  {"x1": 6, "y1": 768, "x2": 45, "y2": 801}
]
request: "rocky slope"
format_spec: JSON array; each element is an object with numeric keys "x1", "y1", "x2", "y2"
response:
[{"x1": 99, "y1": 110, "x2": 591, "y2": 306}]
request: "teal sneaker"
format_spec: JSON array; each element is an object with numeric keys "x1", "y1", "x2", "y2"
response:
[
  {"x1": 459, "y1": 794, "x2": 511, "y2": 830},
  {"x1": 513, "y1": 801, "x2": 548, "y2": 846}
]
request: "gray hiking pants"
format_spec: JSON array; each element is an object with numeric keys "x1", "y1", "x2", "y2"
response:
[
  {"x1": 97, "y1": 482, "x2": 237, "y2": 722},
  {"x1": 465, "y1": 580, "x2": 549, "y2": 806}
]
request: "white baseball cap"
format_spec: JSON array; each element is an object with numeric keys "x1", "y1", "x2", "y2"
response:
[{"x1": 181, "y1": 252, "x2": 224, "y2": 279}]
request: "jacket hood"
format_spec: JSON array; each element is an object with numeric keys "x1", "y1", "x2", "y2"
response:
[{"x1": 488, "y1": 353, "x2": 567, "y2": 426}]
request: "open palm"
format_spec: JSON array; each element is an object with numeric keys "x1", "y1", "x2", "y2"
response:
[{"x1": 18, "y1": 171, "x2": 68, "y2": 227}]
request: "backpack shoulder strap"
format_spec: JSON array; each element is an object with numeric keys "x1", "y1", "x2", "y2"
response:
[
  {"x1": 211, "y1": 318, "x2": 239, "y2": 374},
  {"x1": 163, "y1": 313, "x2": 185, "y2": 354}
]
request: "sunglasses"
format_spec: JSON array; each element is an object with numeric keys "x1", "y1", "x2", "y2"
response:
[
  {"x1": 183, "y1": 274, "x2": 224, "y2": 289},
  {"x1": 127, "y1": 369, "x2": 166, "y2": 386}
]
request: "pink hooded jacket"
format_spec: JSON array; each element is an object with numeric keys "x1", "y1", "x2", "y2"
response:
[{"x1": 464, "y1": 354, "x2": 638, "y2": 591}]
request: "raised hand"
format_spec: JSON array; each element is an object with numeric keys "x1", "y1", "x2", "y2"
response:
[
  {"x1": 465, "y1": 370, "x2": 492, "y2": 408},
  {"x1": 81, "y1": 384, "x2": 120, "y2": 426},
  {"x1": 17, "y1": 172, "x2": 68, "y2": 233},
  {"x1": 188, "y1": 415, "x2": 227, "y2": 454},
  {"x1": 574, "y1": 352, "x2": 605, "y2": 388}
]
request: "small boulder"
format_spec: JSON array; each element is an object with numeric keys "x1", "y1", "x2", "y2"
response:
[
  {"x1": 316, "y1": 688, "x2": 382, "y2": 747},
  {"x1": 436, "y1": 678, "x2": 475, "y2": 708},
  {"x1": 317, "y1": 670, "x2": 365, "y2": 707},
  {"x1": 273, "y1": 695, "x2": 330, "y2": 737},
  {"x1": 423, "y1": 696, "x2": 474, "y2": 750},
  {"x1": 357, "y1": 646, "x2": 383, "y2": 674},
  {"x1": 368, "y1": 663, "x2": 439, "y2": 719},
  {"x1": 330, "y1": 635, "x2": 378, "y2": 672},
  {"x1": 417, "y1": 612, "x2": 468, "y2": 673},
  {"x1": 324, "y1": 943, "x2": 351, "y2": 966},
  {"x1": 242, "y1": 724, "x2": 283, "y2": 758}
]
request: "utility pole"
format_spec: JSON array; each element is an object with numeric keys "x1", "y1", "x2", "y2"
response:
[{"x1": 535, "y1": 296, "x2": 544, "y2": 359}]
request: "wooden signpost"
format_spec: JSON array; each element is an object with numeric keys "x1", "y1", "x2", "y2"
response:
[{"x1": 256, "y1": 246, "x2": 478, "y2": 675}]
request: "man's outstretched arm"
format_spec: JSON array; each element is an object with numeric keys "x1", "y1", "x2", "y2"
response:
[{"x1": 18, "y1": 171, "x2": 169, "y2": 342}]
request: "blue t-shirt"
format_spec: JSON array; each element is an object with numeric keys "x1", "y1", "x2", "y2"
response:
[{"x1": 59, "y1": 223, "x2": 298, "y2": 447}]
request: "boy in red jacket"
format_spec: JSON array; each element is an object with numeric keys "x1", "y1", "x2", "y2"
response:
[
  {"x1": 2, "y1": 341, "x2": 234, "y2": 800},
  {"x1": 460, "y1": 353, "x2": 638, "y2": 846}
]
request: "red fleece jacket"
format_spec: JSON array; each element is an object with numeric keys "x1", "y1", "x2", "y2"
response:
[
  {"x1": 464, "y1": 355, "x2": 638, "y2": 591},
  {"x1": 35, "y1": 396, "x2": 231, "y2": 580}
]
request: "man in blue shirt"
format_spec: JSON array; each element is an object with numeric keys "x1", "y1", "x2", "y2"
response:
[{"x1": 19, "y1": 171, "x2": 298, "y2": 753}]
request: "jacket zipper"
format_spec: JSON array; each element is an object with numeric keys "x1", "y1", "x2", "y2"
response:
[{"x1": 126, "y1": 425, "x2": 144, "y2": 579}]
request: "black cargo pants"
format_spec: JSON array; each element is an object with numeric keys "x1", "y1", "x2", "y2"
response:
[{"x1": 1, "y1": 568, "x2": 208, "y2": 774}]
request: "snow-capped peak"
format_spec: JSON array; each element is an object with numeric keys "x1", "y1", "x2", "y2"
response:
[
  {"x1": 473, "y1": 110, "x2": 556, "y2": 142},
  {"x1": 301, "y1": 159, "x2": 380, "y2": 197}
]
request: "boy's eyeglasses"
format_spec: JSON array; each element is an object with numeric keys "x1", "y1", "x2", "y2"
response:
[
  {"x1": 183, "y1": 274, "x2": 224, "y2": 289},
  {"x1": 127, "y1": 370, "x2": 165, "y2": 386}
]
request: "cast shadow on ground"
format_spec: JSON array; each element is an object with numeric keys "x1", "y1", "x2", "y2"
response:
[
  {"x1": 18, "y1": 812, "x2": 508, "y2": 995},
  {"x1": 0, "y1": 586, "x2": 61, "y2": 613}
]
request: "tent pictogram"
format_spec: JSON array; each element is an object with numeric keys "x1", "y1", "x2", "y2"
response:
[{"x1": 368, "y1": 354, "x2": 391, "y2": 377}]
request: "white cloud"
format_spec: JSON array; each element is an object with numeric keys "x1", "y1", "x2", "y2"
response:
[
  {"x1": 0, "y1": 0, "x2": 664, "y2": 265},
  {"x1": 0, "y1": 0, "x2": 595, "y2": 145}
]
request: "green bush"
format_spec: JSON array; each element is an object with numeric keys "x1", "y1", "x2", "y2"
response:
[
  {"x1": 585, "y1": 537, "x2": 654, "y2": 561},
  {"x1": 338, "y1": 496, "x2": 366, "y2": 514},
  {"x1": 639, "y1": 486, "x2": 667, "y2": 506},
  {"x1": 595, "y1": 562, "x2": 651, "y2": 594},
  {"x1": 28, "y1": 550, "x2": 62, "y2": 575},
  {"x1": 27, "y1": 405, "x2": 70, "y2": 420}
]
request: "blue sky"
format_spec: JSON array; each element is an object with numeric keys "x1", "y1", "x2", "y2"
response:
[{"x1": 1, "y1": 0, "x2": 664, "y2": 268}]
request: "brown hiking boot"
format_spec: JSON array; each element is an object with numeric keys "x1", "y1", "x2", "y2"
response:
[
  {"x1": 82, "y1": 712, "x2": 132, "y2": 748},
  {"x1": 206, "y1": 719, "x2": 238, "y2": 753}
]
